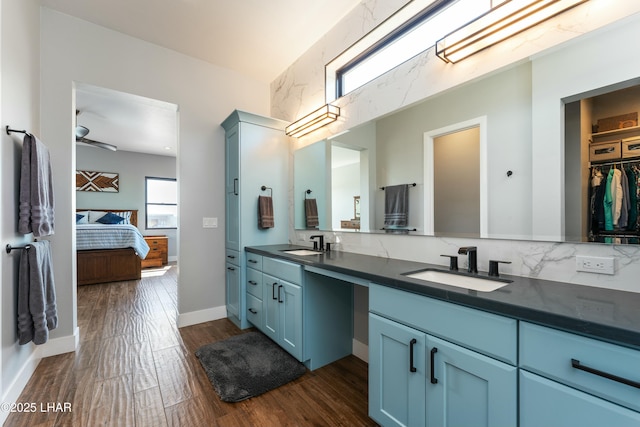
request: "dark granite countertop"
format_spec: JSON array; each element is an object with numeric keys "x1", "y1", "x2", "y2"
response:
[{"x1": 246, "y1": 244, "x2": 640, "y2": 351}]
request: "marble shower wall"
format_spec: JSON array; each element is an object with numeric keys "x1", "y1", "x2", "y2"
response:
[{"x1": 272, "y1": 0, "x2": 640, "y2": 293}]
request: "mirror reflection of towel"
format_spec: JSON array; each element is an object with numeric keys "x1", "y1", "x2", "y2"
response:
[
  {"x1": 305, "y1": 199, "x2": 319, "y2": 228},
  {"x1": 384, "y1": 184, "x2": 409, "y2": 227},
  {"x1": 258, "y1": 196, "x2": 274, "y2": 229}
]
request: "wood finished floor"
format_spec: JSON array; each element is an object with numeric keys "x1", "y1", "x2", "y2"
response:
[{"x1": 5, "y1": 265, "x2": 376, "y2": 427}]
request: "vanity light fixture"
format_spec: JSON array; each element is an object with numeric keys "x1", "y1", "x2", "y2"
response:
[
  {"x1": 435, "y1": 0, "x2": 588, "y2": 63},
  {"x1": 285, "y1": 104, "x2": 340, "y2": 138}
]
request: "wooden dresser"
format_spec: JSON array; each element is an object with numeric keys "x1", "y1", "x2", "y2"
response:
[{"x1": 142, "y1": 235, "x2": 168, "y2": 268}]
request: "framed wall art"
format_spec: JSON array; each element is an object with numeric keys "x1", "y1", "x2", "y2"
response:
[{"x1": 76, "y1": 170, "x2": 119, "y2": 192}]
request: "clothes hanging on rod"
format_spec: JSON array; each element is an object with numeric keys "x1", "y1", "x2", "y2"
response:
[{"x1": 588, "y1": 160, "x2": 640, "y2": 241}]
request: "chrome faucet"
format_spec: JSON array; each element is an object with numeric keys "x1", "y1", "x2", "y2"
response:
[
  {"x1": 310, "y1": 234, "x2": 325, "y2": 251},
  {"x1": 458, "y1": 246, "x2": 478, "y2": 274}
]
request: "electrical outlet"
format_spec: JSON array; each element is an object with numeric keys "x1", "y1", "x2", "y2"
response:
[
  {"x1": 202, "y1": 217, "x2": 218, "y2": 228},
  {"x1": 575, "y1": 255, "x2": 615, "y2": 275}
]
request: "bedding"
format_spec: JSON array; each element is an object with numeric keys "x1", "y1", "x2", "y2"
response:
[{"x1": 76, "y1": 223, "x2": 150, "y2": 259}]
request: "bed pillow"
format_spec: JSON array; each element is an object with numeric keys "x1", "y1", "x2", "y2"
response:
[
  {"x1": 88, "y1": 211, "x2": 108, "y2": 223},
  {"x1": 76, "y1": 211, "x2": 89, "y2": 224},
  {"x1": 96, "y1": 212, "x2": 125, "y2": 224},
  {"x1": 118, "y1": 211, "x2": 132, "y2": 224}
]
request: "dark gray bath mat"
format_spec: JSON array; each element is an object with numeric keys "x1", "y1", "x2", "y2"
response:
[{"x1": 195, "y1": 331, "x2": 307, "y2": 402}]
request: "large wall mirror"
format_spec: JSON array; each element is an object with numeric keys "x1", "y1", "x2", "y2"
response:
[{"x1": 293, "y1": 17, "x2": 640, "y2": 245}]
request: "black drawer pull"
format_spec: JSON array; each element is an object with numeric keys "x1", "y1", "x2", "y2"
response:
[
  {"x1": 227, "y1": 267, "x2": 235, "y2": 271},
  {"x1": 248, "y1": 280, "x2": 257, "y2": 286},
  {"x1": 571, "y1": 359, "x2": 640, "y2": 389},
  {"x1": 430, "y1": 347, "x2": 438, "y2": 384},
  {"x1": 248, "y1": 259, "x2": 258, "y2": 263},
  {"x1": 272, "y1": 283, "x2": 278, "y2": 300},
  {"x1": 278, "y1": 285, "x2": 283, "y2": 303},
  {"x1": 248, "y1": 308, "x2": 257, "y2": 314},
  {"x1": 227, "y1": 254, "x2": 236, "y2": 259},
  {"x1": 409, "y1": 339, "x2": 417, "y2": 373}
]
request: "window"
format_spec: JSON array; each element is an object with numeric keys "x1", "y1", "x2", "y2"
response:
[
  {"x1": 146, "y1": 177, "x2": 177, "y2": 229},
  {"x1": 328, "y1": 0, "x2": 496, "y2": 99}
]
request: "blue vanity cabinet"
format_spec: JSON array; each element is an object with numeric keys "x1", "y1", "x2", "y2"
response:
[
  {"x1": 369, "y1": 283, "x2": 517, "y2": 427},
  {"x1": 262, "y1": 257, "x2": 303, "y2": 361},
  {"x1": 221, "y1": 111, "x2": 289, "y2": 329},
  {"x1": 369, "y1": 313, "x2": 426, "y2": 427},
  {"x1": 519, "y1": 322, "x2": 640, "y2": 426},
  {"x1": 225, "y1": 249, "x2": 240, "y2": 320}
]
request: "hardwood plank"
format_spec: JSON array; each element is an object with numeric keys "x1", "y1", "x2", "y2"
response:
[
  {"x1": 95, "y1": 335, "x2": 132, "y2": 380},
  {"x1": 86, "y1": 375, "x2": 134, "y2": 427},
  {"x1": 134, "y1": 387, "x2": 168, "y2": 427},
  {"x1": 131, "y1": 341, "x2": 158, "y2": 393},
  {"x1": 153, "y1": 344, "x2": 199, "y2": 407}
]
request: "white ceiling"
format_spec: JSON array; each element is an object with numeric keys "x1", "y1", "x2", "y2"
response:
[{"x1": 44, "y1": 0, "x2": 362, "y2": 157}]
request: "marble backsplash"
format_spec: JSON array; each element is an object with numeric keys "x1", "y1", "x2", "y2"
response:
[{"x1": 290, "y1": 229, "x2": 640, "y2": 294}]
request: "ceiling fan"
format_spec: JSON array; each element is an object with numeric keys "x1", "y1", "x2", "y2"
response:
[{"x1": 75, "y1": 110, "x2": 117, "y2": 151}]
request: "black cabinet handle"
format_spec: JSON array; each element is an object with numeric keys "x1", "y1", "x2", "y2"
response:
[
  {"x1": 227, "y1": 254, "x2": 236, "y2": 259},
  {"x1": 278, "y1": 285, "x2": 283, "y2": 303},
  {"x1": 233, "y1": 178, "x2": 239, "y2": 195},
  {"x1": 272, "y1": 283, "x2": 278, "y2": 300},
  {"x1": 409, "y1": 338, "x2": 417, "y2": 373},
  {"x1": 227, "y1": 266, "x2": 235, "y2": 271},
  {"x1": 248, "y1": 259, "x2": 258, "y2": 263},
  {"x1": 430, "y1": 347, "x2": 438, "y2": 384},
  {"x1": 248, "y1": 308, "x2": 257, "y2": 314},
  {"x1": 571, "y1": 359, "x2": 640, "y2": 389},
  {"x1": 248, "y1": 280, "x2": 257, "y2": 286}
]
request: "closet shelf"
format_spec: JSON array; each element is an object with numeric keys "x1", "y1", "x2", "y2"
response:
[{"x1": 591, "y1": 125, "x2": 640, "y2": 138}]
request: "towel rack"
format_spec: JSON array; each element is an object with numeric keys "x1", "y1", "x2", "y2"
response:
[
  {"x1": 6, "y1": 244, "x2": 32, "y2": 254},
  {"x1": 379, "y1": 183, "x2": 417, "y2": 190},
  {"x1": 6, "y1": 126, "x2": 33, "y2": 138},
  {"x1": 305, "y1": 189, "x2": 312, "y2": 199},
  {"x1": 260, "y1": 185, "x2": 272, "y2": 197}
]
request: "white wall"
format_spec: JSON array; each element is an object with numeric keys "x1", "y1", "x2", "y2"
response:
[
  {"x1": 278, "y1": 2, "x2": 640, "y2": 294},
  {"x1": 0, "y1": 0, "x2": 42, "y2": 421},
  {"x1": 76, "y1": 146, "x2": 178, "y2": 258},
  {"x1": 39, "y1": 7, "x2": 270, "y2": 348}
]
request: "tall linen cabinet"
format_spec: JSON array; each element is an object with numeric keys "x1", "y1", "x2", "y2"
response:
[{"x1": 221, "y1": 110, "x2": 290, "y2": 329}]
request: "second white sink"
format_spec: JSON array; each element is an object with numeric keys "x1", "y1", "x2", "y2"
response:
[
  {"x1": 403, "y1": 269, "x2": 510, "y2": 292},
  {"x1": 282, "y1": 249, "x2": 323, "y2": 256}
]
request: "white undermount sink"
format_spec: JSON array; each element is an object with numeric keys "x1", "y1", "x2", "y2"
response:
[
  {"x1": 403, "y1": 269, "x2": 511, "y2": 292},
  {"x1": 282, "y1": 249, "x2": 323, "y2": 256}
]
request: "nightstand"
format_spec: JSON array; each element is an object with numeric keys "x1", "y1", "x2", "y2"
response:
[{"x1": 142, "y1": 235, "x2": 168, "y2": 268}]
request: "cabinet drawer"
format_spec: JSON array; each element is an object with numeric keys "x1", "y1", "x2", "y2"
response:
[
  {"x1": 246, "y1": 293, "x2": 263, "y2": 329},
  {"x1": 246, "y1": 268, "x2": 263, "y2": 298},
  {"x1": 520, "y1": 322, "x2": 640, "y2": 412},
  {"x1": 246, "y1": 253, "x2": 263, "y2": 270},
  {"x1": 369, "y1": 283, "x2": 517, "y2": 364},
  {"x1": 263, "y1": 257, "x2": 302, "y2": 285},
  {"x1": 225, "y1": 249, "x2": 240, "y2": 266},
  {"x1": 589, "y1": 140, "x2": 621, "y2": 162},
  {"x1": 622, "y1": 136, "x2": 640, "y2": 159}
]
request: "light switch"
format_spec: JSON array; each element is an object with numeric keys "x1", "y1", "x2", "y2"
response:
[{"x1": 203, "y1": 217, "x2": 218, "y2": 228}]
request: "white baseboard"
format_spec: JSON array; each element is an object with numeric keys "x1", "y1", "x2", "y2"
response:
[
  {"x1": 36, "y1": 327, "x2": 79, "y2": 359},
  {"x1": 177, "y1": 305, "x2": 227, "y2": 328},
  {"x1": 352, "y1": 338, "x2": 368, "y2": 363}
]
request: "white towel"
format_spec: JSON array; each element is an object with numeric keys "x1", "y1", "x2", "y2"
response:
[
  {"x1": 17, "y1": 241, "x2": 58, "y2": 345},
  {"x1": 19, "y1": 134, "x2": 55, "y2": 237}
]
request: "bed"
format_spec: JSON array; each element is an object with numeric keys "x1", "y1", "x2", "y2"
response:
[{"x1": 76, "y1": 209, "x2": 150, "y2": 285}]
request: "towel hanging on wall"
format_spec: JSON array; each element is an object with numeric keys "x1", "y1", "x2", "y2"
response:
[
  {"x1": 19, "y1": 134, "x2": 55, "y2": 237},
  {"x1": 258, "y1": 195, "x2": 274, "y2": 229},
  {"x1": 17, "y1": 240, "x2": 58, "y2": 345},
  {"x1": 305, "y1": 198, "x2": 319, "y2": 229},
  {"x1": 384, "y1": 184, "x2": 409, "y2": 227}
]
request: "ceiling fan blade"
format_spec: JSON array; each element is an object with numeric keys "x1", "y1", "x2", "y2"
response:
[
  {"x1": 75, "y1": 125, "x2": 90, "y2": 138},
  {"x1": 76, "y1": 137, "x2": 117, "y2": 152}
]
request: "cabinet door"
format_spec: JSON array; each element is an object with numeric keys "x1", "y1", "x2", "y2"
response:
[
  {"x1": 279, "y1": 279, "x2": 302, "y2": 361},
  {"x1": 225, "y1": 124, "x2": 240, "y2": 251},
  {"x1": 225, "y1": 262, "x2": 240, "y2": 318},
  {"x1": 520, "y1": 370, "x2": 640, "y2": 427},
  {"x1": 426, "y1": 336, "x2": 517, "y2": 427},
  {"x1": 369, "y1": 313, "x2": 426, "y2": 427},
  {"x1": 263, "y1": 274, "x2": 279, "y2": 342}
]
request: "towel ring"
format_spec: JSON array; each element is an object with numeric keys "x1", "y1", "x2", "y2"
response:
[
  {"x1": 305, "y1": 189, "x2": 312, "y2": 199},
  {"x1": 260, "y1": 185, "x2": 272, "y2": 197}
]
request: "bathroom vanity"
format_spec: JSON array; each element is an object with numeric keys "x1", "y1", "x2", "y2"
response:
[{"x1": 245, "y1": 244, "x2": 640, "y2": 427}]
